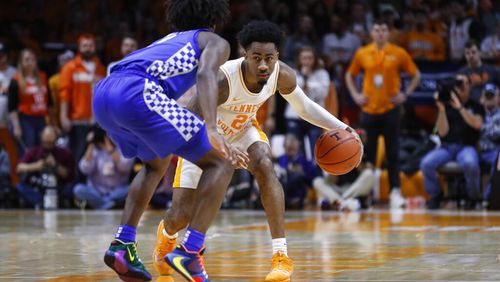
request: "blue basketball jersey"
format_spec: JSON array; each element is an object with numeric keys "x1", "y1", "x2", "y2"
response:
[{"x1": 111, "y1": 28, "x2": 208, "y2": 100}]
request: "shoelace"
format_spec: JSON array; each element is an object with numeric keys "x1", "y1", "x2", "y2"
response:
[
  {"x1": 272, "y1": 254, "x2": 291, "y2": 270},
  {"x1": 132, "y1": 242, "x2": 144, "y2": 263},
  {"x1": 157, "y1": 239, "x2": 175, "y2": 255}
]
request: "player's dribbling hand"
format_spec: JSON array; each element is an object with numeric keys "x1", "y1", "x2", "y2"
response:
[
  {"x1": 232, "y1": 146, "x2": 249, "y2": 169},
  {"x1": 207, "y1": 128, "x2": 235, "y2": 163},
  {"x1": 345, "y1": 127, "x2": 363, "y2": 168}
]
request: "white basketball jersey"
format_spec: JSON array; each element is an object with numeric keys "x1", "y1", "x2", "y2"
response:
[{"x1": 217, "y1": 57, "x2": 279, "y2": 137}]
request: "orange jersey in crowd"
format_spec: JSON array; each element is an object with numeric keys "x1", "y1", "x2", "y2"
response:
[
  {"x1": 348, "y1": 42, "x2": 418, "y2": 115},
  {"x1": 13, "y1": 72, "x2": 49, "y2": 116},
  {"x1": 400, "y1": 30, "x2": 446, "y2": 61},
  {"x1": 60, "y1": 55, "x2": 105, "y2": 121}
]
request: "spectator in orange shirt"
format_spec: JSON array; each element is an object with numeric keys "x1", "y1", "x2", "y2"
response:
[
  {"x1": 8, "y1": 49, "x2": 52, "y2": 154},
  {"x1": 60, "y1": 34, "x2": 105, "y2": 163},
  {"x1": 345, "y1": 20, "x2": 421, "y2": 209},
  {"x1": 400, "y1": 8, "x2": 446, "y2": 62}
]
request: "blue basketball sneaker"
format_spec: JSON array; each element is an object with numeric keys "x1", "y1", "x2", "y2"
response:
[
  {"x1": 165, "y1": 244, "x2": 209, "y2": 282},
  {"x1": 103, "y1": 239, "x2": 152, "y2": 282}
]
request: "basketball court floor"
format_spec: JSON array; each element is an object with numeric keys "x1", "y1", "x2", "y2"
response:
[{"x1": 1, "y1": 209, "x2": 500, "y2": 281}]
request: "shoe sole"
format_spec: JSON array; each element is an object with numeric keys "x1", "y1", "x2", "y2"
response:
[{"x1": 104, "y1": 251, "x2": 152, "y2": 282}]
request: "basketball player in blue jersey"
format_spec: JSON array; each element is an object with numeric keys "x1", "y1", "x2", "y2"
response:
[
  {"x1": 152, "y1": 21, "x2": 362, "y2": 282},
  {"x1": 92, "y1": 1, "x2": 244, "y2": 281}
]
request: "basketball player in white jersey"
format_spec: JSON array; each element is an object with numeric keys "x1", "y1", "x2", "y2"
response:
[{"x1": 153, "y1": 21, "x2": 361, "y2": 282}]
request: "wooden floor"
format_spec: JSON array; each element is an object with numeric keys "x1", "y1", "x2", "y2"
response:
[{"x1": 1, "y1": 209, "x2": 500, "y2": 281}]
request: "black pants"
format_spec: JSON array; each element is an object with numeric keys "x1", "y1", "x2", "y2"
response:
[
  {"x1": 70, "y1": 124, "x2": 92, "y2": 182},
  {"x1": 361, "y1": 107, "x2": 401, "y2": 189}
]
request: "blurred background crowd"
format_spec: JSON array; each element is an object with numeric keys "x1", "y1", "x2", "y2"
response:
[{"x1": 1, "y1": 0, "x2": 500, "y2": 212}]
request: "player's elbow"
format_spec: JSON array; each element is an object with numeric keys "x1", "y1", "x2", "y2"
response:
[{"x1": 196, "y1": 69, "x2": 216, "y2": 83}]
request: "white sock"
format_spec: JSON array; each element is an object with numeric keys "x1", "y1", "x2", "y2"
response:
[
  {"x1": 162, "y1": 229, "x2": 178, "y2": 240},
  {"x1": 272, "y1": 238, "x2": 287, "y2": 256}
]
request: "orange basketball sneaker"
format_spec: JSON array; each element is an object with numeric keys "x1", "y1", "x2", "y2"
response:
[
  {"x1": 265, "y1": 251, "x2": 293, "y2": 282},
  {"x1": 152, "y1": 220, "x2": 177, "y2": 275}
]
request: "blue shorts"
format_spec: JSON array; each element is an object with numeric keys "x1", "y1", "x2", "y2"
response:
[{"x1": 93, "y1": 72, "x2": 211, "y2": 162}]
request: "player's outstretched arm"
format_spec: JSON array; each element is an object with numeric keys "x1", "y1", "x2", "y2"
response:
[{"x1": 278, "y1": 62, "x2": 350, "y2": 132}]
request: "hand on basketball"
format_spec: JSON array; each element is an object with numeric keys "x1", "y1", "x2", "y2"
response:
[
  {"x1": 345, "y1": 127, "x2": 363, "y2": 168},
  {"x1": 207, "y1": 128, "x2": 235, "y2": 163}
]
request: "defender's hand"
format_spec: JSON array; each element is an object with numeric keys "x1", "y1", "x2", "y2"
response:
[
  {"x1": 207, "y1": 128, "x2": 234, "y2": 163},
  {"x1": 345, "y1": 127, "x2": 363, "y2": 167},
  {"x1": 233, "y1": 146, "x2": 250, "y2": 169}
]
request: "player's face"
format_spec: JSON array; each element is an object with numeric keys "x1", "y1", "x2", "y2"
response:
[
  {"x1": 371, "y1": 24, "x2": 389, "y2": 45},
  {"x1": 245, "y1": 42, "x2": 279, "y2": 85}
]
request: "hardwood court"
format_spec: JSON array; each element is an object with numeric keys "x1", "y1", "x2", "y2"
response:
[{"x1": 1, "y1": 209, "x2": 500, "y2": 281}]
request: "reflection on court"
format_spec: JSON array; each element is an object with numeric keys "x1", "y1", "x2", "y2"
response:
[{"x1": 1, "y1": 209, "x2": 500, "y2": 281}]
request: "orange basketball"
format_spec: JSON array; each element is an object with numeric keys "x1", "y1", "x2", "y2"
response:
[{"x1": 314, "y1": 129, "x2": 362, "y2": 175}]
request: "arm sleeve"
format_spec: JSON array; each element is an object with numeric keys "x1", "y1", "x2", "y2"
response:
[
  {"x1": 7, "y1": 79, "x2": 19, "y2": 112},
  {"x1": 280, "y1": 86, "x2": 348, "y2": 130}
]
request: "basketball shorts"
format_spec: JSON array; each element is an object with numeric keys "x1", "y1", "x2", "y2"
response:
[
  {"x1": 173, "y1": 120, "x2": 269, "y2": 189},
  {"x1": 93, "y1": 71, "x2": 211, "y2": 163}
]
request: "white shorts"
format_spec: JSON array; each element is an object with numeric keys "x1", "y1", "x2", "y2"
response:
[{"x1": 173, "y1": 121, "x2": 269, "y2": 189}]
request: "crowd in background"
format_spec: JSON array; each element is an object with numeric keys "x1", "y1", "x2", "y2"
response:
[{"x1": 1, "y1": 0, "x2": 500, "y2": 211}]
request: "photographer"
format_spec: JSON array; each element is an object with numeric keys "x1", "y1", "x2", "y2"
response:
[
  {"x1": 73, "y1": 126, "x2": 133, "y2": 209},
  {"x1": 16, "y1": 126, "x2": 74, "y2": 208},
  {"x1": 420, "y1": 74, "x2": 484, "y2": 209}
]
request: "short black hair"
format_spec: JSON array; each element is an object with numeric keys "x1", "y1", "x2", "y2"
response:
[
  {"x1": 237, "y1": 20, "x2": 283, "y2": 50},
  {"x1": 464, "y1": 39, "x2": 479, "y2": 49},
  {"x1": 372, "y1": 19, "x2": 389, "y2": 27},
  {"x1": 165, "y1": 0, "x2": 229, "y2": 31}
]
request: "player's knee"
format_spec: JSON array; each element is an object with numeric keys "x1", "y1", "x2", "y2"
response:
[
  {"x1": 212, "y1": 157, "x2": 234, "y2": 174},
  {"x1": 252, "y1": 156, "x2": 274, "y2": 176}
]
